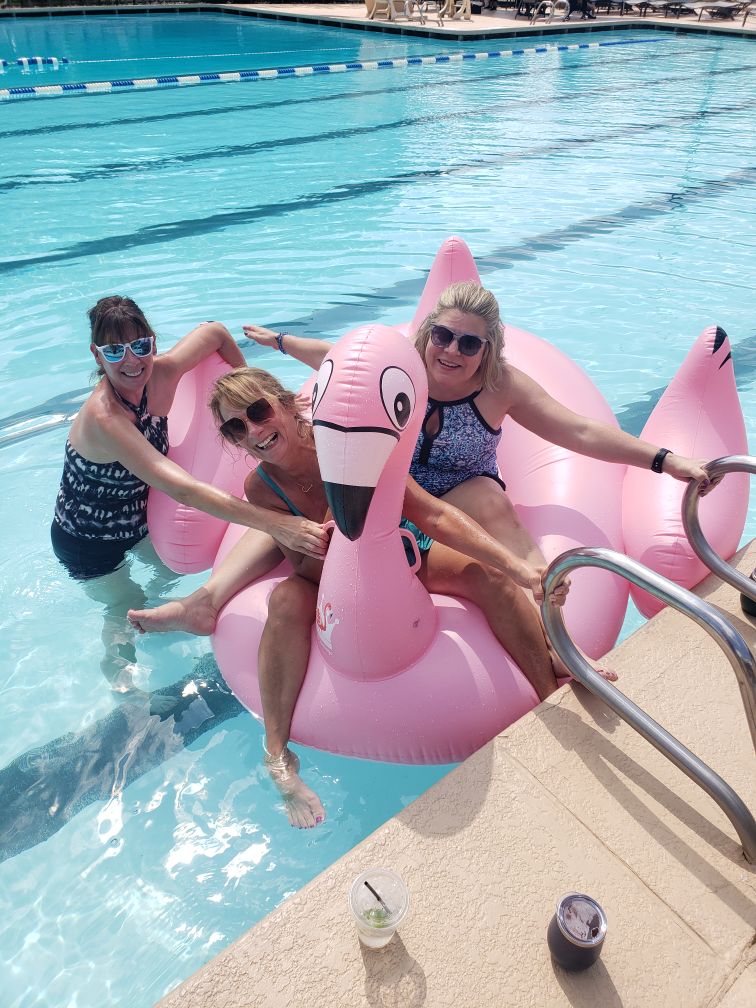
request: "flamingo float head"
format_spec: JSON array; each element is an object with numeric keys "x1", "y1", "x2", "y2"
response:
[{"x1": 312, "y1": 324, "x2": 428, "y2": 540}]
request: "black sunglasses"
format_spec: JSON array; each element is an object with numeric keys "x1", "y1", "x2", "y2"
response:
[
  {"x1": 429, "y1": 324, "x2": 487, "y2": 358},
  {"x1": 219, "y1": 398, "x2": 274, "y2": 443}
]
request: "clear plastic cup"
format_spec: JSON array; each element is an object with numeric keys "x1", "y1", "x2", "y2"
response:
[{"x1": 349, "y1": 869, "x2": 410, "y2": 949}]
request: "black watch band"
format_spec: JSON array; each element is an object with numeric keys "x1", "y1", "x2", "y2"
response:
[{"x1": 651, "y1": 448, "x2": 671, "y2": 473}]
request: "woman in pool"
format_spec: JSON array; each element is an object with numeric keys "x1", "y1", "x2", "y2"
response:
[
  {"x1": 52, "y1": 296, "x2": 329, "y2": 693},
  {"x1": 130, "y1": 365, "x2": 570, "y2": 828},
  {"x1": 241, "y1": 282, "x2": 716, "y2": 676}
]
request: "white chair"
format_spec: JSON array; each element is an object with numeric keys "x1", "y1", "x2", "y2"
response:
[
  {"x1": 366, "y1": 0, "x2": 428, "y2": 21},
  {"x1": 530, "y1": 0, "x2": 570, "y2": 19}
]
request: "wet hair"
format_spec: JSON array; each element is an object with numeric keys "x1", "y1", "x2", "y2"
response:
[
  {"x1": 88, "y1": 295, "x2": 156, "y2": 377},
  {"x1": 209, "y1": 367, "x2": 312, "y2": 442},
  {"x1": 413, "y1": 281, "x2": 505, "y2": 391}
]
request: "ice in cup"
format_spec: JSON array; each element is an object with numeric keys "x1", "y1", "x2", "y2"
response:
[{"x1": 349, "y1": 869, "x2": 409, "y2": 949}]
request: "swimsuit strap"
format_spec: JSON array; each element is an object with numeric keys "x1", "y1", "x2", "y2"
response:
[
  {"x1": 256, "y1": 465, "x2": 306, "y2": 518},
  {"x1": 107, "y1": 380, "x2": 148, "y2": 419}
]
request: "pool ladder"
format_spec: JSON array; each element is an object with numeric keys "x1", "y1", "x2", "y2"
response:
[{"x1": 541, "y1": 456, "x2": 756, "y2": 863}]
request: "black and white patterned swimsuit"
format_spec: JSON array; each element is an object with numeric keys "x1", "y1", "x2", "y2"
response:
[
  {"x1": 409, "y1": 392, "x2": 504, "y2": 498},
  {"x1": 51, "y1": 384, "x2": 168, "y2": 579}
]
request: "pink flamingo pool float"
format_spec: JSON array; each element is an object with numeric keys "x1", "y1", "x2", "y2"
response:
[{"x1": 148, "y1": 237, "x2": 748, "y2": 764}]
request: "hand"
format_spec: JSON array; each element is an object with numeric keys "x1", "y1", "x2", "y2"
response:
[
  {"x1": 664, "y1": 455, "x2": 723, "y2": 497},
  {"x1": 242, "y1": 323, "x2": 280, "y2": 349},
  {"x1": 271, "y1": 514, "x2": 331, "y2": 558},
  {"x1": 515, "y1": 562, "x2": 570, "y2": 607}
]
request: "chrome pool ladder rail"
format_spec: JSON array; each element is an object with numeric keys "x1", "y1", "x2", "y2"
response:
[
  {"x1": 542, "y1": 546, "x2": 756, "y2": 863},
  {"x1": 682, "y1": 454, "x2": 756, "y2": 609}
]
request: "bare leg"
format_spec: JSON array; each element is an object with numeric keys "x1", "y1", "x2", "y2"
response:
[
  {"x1": 83, "y1": 563, "x2": 148, "y2": 693},
  {"x1": 128, "y1": 529, "x2": 282, "y2": 636},
  {"x1": 259, "y1": 575, "x2": 325, "y2": 829},
  {"x1": 421, "y1": 542, "x2": 559, "y2": 701},
  {"x1": 443, "y1": 478, "x2": 618, "y2": 682}
]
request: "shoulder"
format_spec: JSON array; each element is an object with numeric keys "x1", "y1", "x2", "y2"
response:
[
  {"x1": 474, "y1": 363, "x2": 517, "y2": 421},
  {"x1": 73, "y1": 384, "x2": 131, "y2": 457},
  {"x1": 244, "y1": 467, "x2": 278, "y2": 510}
]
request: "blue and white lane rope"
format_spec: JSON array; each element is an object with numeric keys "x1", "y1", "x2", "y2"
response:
[
  {"x1": 0, "y1": 38, "x2": 658, "y2": 102},
  {"x1": 1, "y1": 56, "x2": 70, "y2": 69}
]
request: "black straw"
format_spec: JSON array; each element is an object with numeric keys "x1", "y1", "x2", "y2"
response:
[{"x1": 364, "y1": 880, "x2": 391, "y2": 916}]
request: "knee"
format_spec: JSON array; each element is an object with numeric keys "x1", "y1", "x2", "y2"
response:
[
  {"x1": 268, "y1": 577, "x2": 317, "y2": 628},
  {"x1": 459, "y1": 561, "x2": 517, "y2": 605},
  {"x1": 465, "y1": 480, "x2": 516, "y2": 531}
]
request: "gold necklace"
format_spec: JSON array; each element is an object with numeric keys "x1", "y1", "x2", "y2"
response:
[{"x1": 298, "y1": 479, "x2": 313, "y2": 494}]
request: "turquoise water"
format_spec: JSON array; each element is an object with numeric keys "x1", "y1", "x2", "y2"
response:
[{"x1": 1, "y1": 13, "x2": 754, "y2": 1007}]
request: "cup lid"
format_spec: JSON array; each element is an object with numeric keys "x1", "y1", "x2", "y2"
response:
[
  {"x1": 349, "y1": 869, "x2": 409, "y2": 930},
  {"x1": 555, "y1": 893, "x2": 607, "y2": 947}
]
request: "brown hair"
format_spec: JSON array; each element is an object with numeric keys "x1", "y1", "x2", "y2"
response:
[
  {"x1": 413, "y1": 281, "x2": 505, "y2": 391},
  {"x1": 88, "y1": 295, "x2": 156, "y2": 377},
  {"x1": 210, "y1": 367, "x2": 312, "y2": 442}
]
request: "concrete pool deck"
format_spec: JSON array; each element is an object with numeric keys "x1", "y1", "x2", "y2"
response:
[
  {"x1": 223, "y1": 1, "x2": 756, "y2": 39},
  {"x1": 158, "y1": 540, "x2": 756, "y2": 1008}
]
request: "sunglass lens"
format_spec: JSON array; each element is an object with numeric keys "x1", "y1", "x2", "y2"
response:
[
  {"x1": 130, "y1": 337, "x2": 153, "y2": 357},
  {"x1": 220, "y1": 419, "x2": 246, "y2": 442},
  {"x1": 430, "y1": 325, "x2": 454, "y2": 348},
  {"x1": 100, "y1": 344, "x2": 126, "y2": 362},
  {"x1": 459, "y1": 334, "x2": 484, "y2": 356},
  {"x1": 247, "y1": 399, "x2": 273, "y2": 424}
]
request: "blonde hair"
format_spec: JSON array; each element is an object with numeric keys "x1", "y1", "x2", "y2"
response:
[
  {"x1": 210, "y1": 367, "x2": 311, "y2": 441},
  {"x1": 414, "y1": 281, "x2": 505, "y2": 391}
]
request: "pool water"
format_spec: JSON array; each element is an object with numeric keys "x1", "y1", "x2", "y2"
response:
[{"x1": 1, "y1": 13, "x2": 754, "y2": 1008}]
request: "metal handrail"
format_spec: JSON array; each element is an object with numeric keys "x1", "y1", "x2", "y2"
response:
[
  {"x1": 542, "y1": 547, "x2": 756, "y2": 863},
  {"x1": 682, "y1": 455, "x2": 756, "y2": 604}
]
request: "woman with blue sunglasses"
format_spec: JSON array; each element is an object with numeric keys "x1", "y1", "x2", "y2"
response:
[{"x1": 51, "y1": 296, "x2": 330, "y2": 693}]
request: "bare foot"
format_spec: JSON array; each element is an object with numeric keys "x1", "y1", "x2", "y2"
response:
[
  {"x1": 265, "y1": 747, "x2": 326, "y2": 829},
  {"x1": 551, "y1": 647, "x2": 619, "y2": 684},
  {"x1": 128, "y1": 587, "x2": 218, "y2": 636}
]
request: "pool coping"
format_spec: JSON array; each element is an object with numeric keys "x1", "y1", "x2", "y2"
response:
[
  {"x1": 1, "y1": 2, "x2": 755, "y2": 43},
  {"x1": 156, "y1": 541, "x2": 756, "y2": 1007}
]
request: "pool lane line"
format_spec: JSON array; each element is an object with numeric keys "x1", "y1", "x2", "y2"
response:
[
  {"x1": 1, "y1": 42, "x2": 726, "y2": 141},
  {"x1": 0, "y1": 37, "x2": 662, "y2": 102}
]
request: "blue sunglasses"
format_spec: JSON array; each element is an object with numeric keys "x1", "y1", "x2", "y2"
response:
[{"x1": 95, "y1": 336, "x2": 154, "y2": 364}]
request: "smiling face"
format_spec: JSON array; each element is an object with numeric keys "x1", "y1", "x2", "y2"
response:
[
  {"x1": 423, "y1": 308, "x2": 489, "y2": 395},
  {"x1": 91, "y1": 324, "x2": 155, "y2": 389},
  {"x1": 217, "y1": 395, "x2": 295, "y2": 462}
]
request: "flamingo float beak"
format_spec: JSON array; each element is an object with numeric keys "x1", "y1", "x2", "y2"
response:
[
  {"x1": 313, "y1": 420, "x2": 398, "y2": 541},
  {"x1": 323, "y1": 482, "x2": 375, "y2": 541}
]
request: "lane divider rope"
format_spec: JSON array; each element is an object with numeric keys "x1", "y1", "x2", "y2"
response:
[
  {"x1": 1, "y1": 56, "x2": 70, "y2": 69},
  {"x1": 0, "y1": 38, "x2": 659, "y2": 102}
]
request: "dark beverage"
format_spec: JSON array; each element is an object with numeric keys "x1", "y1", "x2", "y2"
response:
[{"x1": 547, "y1": 893, "x2": 607, "y2": 971}]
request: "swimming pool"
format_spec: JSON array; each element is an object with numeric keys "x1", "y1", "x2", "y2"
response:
[{"x1": 1, "y1": 12, "x2": 754, "y2": 1007}]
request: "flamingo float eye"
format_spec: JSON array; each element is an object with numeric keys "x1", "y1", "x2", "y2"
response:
[
  {"x1": 380, "y1": 367, "x2": 415, "y2": 431},
  {"x1": 311, "y1": 358, "x2": 333, "y2": 417}
]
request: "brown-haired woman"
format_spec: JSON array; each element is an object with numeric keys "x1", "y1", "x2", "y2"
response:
[{"x1": 51, "y1": 296, "x2": 329, "y2": 693}]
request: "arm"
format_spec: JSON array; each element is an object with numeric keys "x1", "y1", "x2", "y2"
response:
[
  {"x1": 162, "y1": 321, "x2": 246, "y2": 377},
  {"x1": 243, "y1": 324, "x2": 331, "y2": 370},
  {"x1": 507, "y1": 367, "x2": 712, "y2": 486},
  {"x1": 402, "y1": 478, "x2": 551, "y2": 603},
  {"x1": 85, "y1": 404, "x2": 330, "y2": 558}
]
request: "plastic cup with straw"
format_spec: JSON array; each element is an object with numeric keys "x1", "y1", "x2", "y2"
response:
[{"x1": 349, "y1": 869, "x2": 410, "y2": 949}]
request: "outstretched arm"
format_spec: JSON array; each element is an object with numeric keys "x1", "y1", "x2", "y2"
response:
[
  {"x1": 162, "y1": 321, "x2": 246, "y2": 376},
  {"x1": 402, "y1": 478, "x2": 559, "y2": 604},
  {"x1": 507, "y1": 367, "x2": 715, "y2": 489},
  {"x1": 243, "y1": 324, "x2": 331, "y2": 370},
  {"x1": 83, "y1": 404, "x2": 330, "y2": 558}
]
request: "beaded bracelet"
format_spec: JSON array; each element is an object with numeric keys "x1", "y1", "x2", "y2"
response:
[
  {"x1": 275, "y1": 332, "x2": 288, "y2": 355},
  {"x1": 651, "y1": 448, "x2": 671, "y2": 473}
]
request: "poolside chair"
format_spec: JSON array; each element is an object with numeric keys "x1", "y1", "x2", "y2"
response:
[
  {"x1": 365, "y1": 0, "x2": 428, "y2": 22},
  {"x1": 530, "y1": 0, "x2": 570, "y2": 20},
  {"x1": 438, "y1": 0, "x2": 473, "y2": 18}
]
